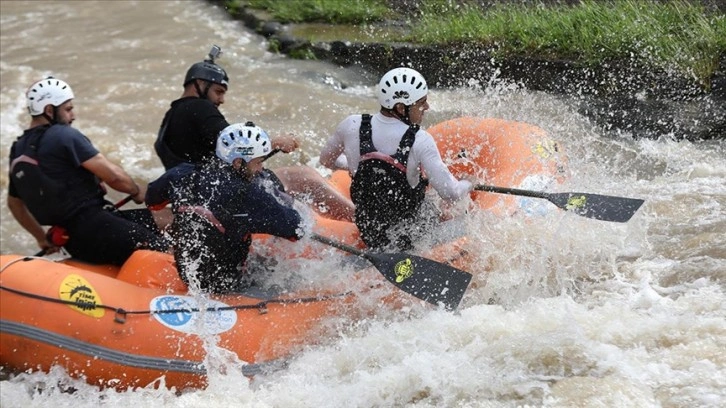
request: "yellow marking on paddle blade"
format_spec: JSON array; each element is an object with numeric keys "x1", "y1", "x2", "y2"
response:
[
  {"x1": 566, "y1": 195, "x2": 587, "y2": 211},
  {"x1": 395, "y1": 258, "x2": 414, "y2": 283}
]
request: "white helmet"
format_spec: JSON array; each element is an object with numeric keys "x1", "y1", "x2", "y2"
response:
[
  {"x1": 377, "y1": 67, "x2": 428, "y2": 109},
  {"x1": 216, "y1": 122, "x2": 272, "y2": 164},
  {"x1": 26, "y1": 77, "x2": 74, "y2": 116}
]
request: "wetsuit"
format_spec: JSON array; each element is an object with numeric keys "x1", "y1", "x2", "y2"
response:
[
  {"x1": 154, "y1": 97, "x2": 227, "y2": 169},
  {"x1": 154, "y1": 96, "x2": 284, "y2": 187},
  {"x1": 146, "y1": 161, "x2": 303, "y2": 293}
]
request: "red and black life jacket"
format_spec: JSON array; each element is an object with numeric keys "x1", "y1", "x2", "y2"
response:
[{"x1": 9, "y1": 126, "x2": 103, "y2": 226}]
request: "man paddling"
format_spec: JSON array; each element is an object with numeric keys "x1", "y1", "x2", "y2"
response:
[
  {"x1": 7, "y1": 77, "x2": 168, "y2": 264},
  {"x1": 154, "y1": 45, "x2": 355, "y2": 223},
  {"x1": 319, "y1": 67, "x2": 476, "y2": 251},
  {"x1": 147, "y1": 122, "x2": 305, "y2": 293}
]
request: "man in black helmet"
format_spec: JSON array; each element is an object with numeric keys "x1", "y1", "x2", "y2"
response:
[
  {"x1": 154, "y1": 48, "x2": 236, "y2": 167},
  {"x1": 154, "y1": 46, "x2": 355, "y2": 222}
]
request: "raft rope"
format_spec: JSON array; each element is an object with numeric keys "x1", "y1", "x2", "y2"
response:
[{"x1": 0, "y1": 256, "x2": 352, "y2": 324}]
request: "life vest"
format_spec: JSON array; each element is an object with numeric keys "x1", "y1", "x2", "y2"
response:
[
  {"x1": 9, "y1": 126, "x2": 101, "y2": 226},
  {"x1": 165, "y1": 163, "x2": 255, "y2": 292},
  {"x1": 350, "y1": 114, "x2": 428, "y2": 249}
]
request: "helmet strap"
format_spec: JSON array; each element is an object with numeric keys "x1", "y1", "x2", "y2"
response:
[
  {"x1": 42, "y1": 106, "x2": 58, "y2": 125},
  {"x1": 388, "y1": 104, "x2": 412, "y2": 125},
  {"x1": 235, "y1": 160, "x2": 254, "y2": 180},
  {"x1": 402, "y1": 105, "x2": 412, "y2": 125},
  {"x1": 193, "y1": 80, "x2": 212, "y2": 100}
]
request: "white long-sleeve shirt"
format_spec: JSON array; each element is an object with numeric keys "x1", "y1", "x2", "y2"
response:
[{"x1": 320, "y1": 113, "x2": 472, "y2": 201}]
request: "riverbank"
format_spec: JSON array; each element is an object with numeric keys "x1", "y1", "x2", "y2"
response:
[{"x1": 211, "y1": 0, "x2": 725, "y2": 140}]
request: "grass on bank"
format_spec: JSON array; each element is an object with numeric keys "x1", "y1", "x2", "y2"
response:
[
  {"x1": 225, "y1": 0, "x2": 725, "y2": 87},
  {"x1": 236, "y1": 0, "x2": 391, "y2": 24},
  {"x1": 413, "y1": 0, "x2": 726, "y2": 87}
]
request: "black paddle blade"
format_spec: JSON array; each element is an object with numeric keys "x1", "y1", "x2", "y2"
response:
[
  {"x1": 546, "y1": 192, "x2": 645, "y2": 223},
  {"x1": 364, "y1": 252, "x2": 472, "y2": 310}
]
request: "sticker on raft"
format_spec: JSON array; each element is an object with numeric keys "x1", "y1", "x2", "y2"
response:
[
  {"x1": 531, "y1": 139, "x2": 560, "y2": 160},
  {"x1": 150, "y1": 295, "x2": 237, "y2": 335},
  {"x1": 394, "y1": 258, "x2": 414, "y2": 283},
  {"x1": 59, "y1": 274, "x2": 105, "y2": 318}
]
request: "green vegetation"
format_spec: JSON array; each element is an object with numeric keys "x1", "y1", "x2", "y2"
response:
[
  {"x1": 413, "y1": 0, "x2": 726, "y2": 86},
  {"x1": 229, "y1": 0, "x2": 392, "y2": 24},
  {"x1": 224, "y1": 0, "x2": 725, "y2": 86}
]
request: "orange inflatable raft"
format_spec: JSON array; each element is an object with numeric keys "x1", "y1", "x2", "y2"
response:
[
  {"x1": 319, "y1": 117, "x2": 568, "y2": 217},
  {"x1": 430, "y1": 117, "x2": 568, "y2": 214},
  {"x1": 0, "y1": 117, "x2": 567, "y2": 390},
  {"x1": 0, "y1": 250, "x2": 405, "y2": 390}
]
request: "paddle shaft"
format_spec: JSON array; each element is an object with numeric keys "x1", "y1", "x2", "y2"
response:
[
  {"x1": 476, "y1": 184, "x2": 547, "y2": 199},
  {"x1": 262, "y1": 148, "x2": 281, "y2": 162},
  {"x1": 310, "y1": 233, "x2": 365, "y2": 257},
  {"x1": 474, "y1": 184, "x2": 644, "y2": 223}
]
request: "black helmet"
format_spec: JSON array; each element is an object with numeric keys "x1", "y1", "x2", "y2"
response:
[{"x1": 183, "y1": 45, "x2": 229, "y2": 89}]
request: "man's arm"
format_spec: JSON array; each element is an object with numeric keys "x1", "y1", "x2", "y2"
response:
[
  {"x1": 7, "y1": 195, "x2": 53, "y2": 251},
  {"x1": 81, "y1": 153, "x2": 145, "y2": 203},
  {"x1": 145, "y1": 164, "x2": 195, "y2": 209},
  {"x1": 319, "y1": 116, "x2": 355, "y2": 171},
  {"x1": 271, "y1": 133, "x2": 299, "y2": 154},
  {"x1": 243, "y1": 184, "x2": 304, "y2": 240}
]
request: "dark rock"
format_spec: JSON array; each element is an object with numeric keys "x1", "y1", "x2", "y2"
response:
[{"x1": 259, "y1": 21, "x2": 283, "y2": 38}]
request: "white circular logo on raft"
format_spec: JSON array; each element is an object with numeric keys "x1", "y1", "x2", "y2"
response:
[{"x1": 150, "y1": 295, "x2": 237, "y2": 335}]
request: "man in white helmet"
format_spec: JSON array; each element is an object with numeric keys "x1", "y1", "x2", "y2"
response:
[
  {"x1": 146, "y1": 122, "x2": 305, "y2": 293},
  {"x1": 319, "y1": 67, "x2": 476, "y2": 250},
  {"x1": 7, "y1": 77, "x2": 169, "y2": 264}
]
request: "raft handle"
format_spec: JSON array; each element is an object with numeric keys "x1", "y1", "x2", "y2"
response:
[
  {"x1": 256, "y1": 302, "x2": 269, "y2": 315},
  {"x1": 114, "y1": 308, "x2": 128, "y2": 324}
]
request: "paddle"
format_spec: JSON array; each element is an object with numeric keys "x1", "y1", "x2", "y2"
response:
[
  {"x1": 32, "y1": 194, "x2": 135, "y2": 256},
  {"x1": 310, "y1": 233, "x2": 472, "y2": 310},
  {"x1": 262, "y1": 148, "x2": 281, "y2": 162},
  {"x1": 475, "y1": 184, "x2": 644, "y2": 223}
]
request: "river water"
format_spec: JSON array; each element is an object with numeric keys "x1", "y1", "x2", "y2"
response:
[{"x1": 1, "y1": 1, "x2": 724, "y2": 407}]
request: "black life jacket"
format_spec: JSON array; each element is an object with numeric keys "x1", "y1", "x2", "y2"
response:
[
  {"x1": 8, "y1": 126, "x2": 100, "y2": 225},
  {"x1": 154, "y1": 107, "x2": 186, "y2": 170},
  {"x1": 350, "y1": 114, "x2": 428, "y2": 249}
]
